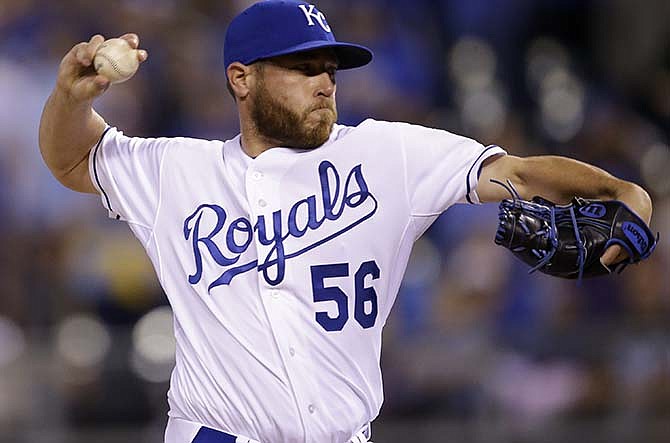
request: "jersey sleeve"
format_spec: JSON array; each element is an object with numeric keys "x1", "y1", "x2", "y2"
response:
[
  {"x1": 398, "y1": 122, "x2": 506, "y2": 216},
  {"x1": 88, "y1": 126, "x2": 169, "y2": 228}
]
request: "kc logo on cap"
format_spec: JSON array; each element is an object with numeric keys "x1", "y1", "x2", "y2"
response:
[
  {"x1": 223, "y1": 0, "x2": 373, "y2": 72},
  {"x1": 298, "y1": 4, "x2": 332, "y2": 32}
]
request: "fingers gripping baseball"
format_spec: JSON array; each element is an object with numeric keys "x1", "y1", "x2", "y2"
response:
[{"x1": 58, "y1": 34, "x2": 148, "y2": 102}]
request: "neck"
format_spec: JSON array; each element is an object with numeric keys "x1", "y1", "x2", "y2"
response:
[
  {"x1": 240, "y1": 132, "x2": 280, "y2": 159},
  {"x1": 238, "y1": 112, "x2": 281, "y2": 158}
]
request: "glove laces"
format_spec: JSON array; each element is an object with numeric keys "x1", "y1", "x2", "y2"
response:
[{"x1": 492, "y1": 179, "x2": 586, "y2": 281}]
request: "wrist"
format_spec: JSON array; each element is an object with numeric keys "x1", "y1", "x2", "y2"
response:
[
  {"x1": 614, "y1": 182, "x2": 652, "y2": 223},
  {"x1": 50, "y1": 85, "x2": 96, "y2": 118}
]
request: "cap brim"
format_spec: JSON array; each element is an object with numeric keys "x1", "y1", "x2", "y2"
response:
[{"x1": 249, "y1": 41, "x2": 373, "y2": 70}]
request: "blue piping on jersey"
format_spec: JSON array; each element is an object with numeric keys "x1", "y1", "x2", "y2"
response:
[
  {"x1": 92, "y1": 127, "x2": 119, "y2": 218},
  {"x1": 465, "y1": 145, "x2": 500, "y2": 204}
]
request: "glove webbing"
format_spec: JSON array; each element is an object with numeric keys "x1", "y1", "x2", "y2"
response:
[{"x1": 493, "y1": 179, "x2": 587, "y2": 281}]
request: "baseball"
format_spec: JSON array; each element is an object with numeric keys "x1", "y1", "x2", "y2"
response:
[{"x1": 93, "y1": 38, "x2": 139, "y2": 84}]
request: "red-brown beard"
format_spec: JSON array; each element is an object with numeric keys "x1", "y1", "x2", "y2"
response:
[{"x1": 250, "y1": 75, "x2": 337, "y2": 149}]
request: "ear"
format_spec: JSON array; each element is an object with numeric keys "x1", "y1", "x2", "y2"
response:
[{"x1": 227, "y1": 62, "x2": 253, "y2": 100}]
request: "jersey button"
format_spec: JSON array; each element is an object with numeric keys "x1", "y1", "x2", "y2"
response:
[
  {"x1": 270, "y1": 290, "x2": 280, "y2": 299},
  {"x1": 258, "y1": 199, "x2": 267, "y2": 207},
  {"x1": 308, "y1": 404, "x2": 316, "y2": 414},
  {"x1": 289, "y1": 347, "x2": 295, "y2": 357},
  {"x1": 252, "y1": 171, "x2": 263, "y2": 180}
]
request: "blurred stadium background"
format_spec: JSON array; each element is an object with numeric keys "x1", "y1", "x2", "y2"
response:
[{"x1": 1, "y1": 0, "x2": 669, "y2": 442}]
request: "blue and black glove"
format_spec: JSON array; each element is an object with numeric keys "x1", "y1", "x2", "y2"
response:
[{"x1": 494, "y1": 180, "x2": 658, "y2": 279}]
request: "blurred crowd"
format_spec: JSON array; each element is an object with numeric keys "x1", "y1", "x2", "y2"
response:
[{"x1": 0, "y1": 0, "x2": 668, "y2": 442}]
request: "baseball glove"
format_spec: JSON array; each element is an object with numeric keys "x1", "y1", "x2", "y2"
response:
[{"x1": 493, "y1": 180, "x2": 658, "y2": 279}]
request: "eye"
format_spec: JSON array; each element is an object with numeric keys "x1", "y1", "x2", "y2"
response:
[
  {"x1": 294, "y1": 64, "x2": 312, "y2": 73},
  {"x1": 292, "y1": 63, "x2": 337, "y2": 78}
]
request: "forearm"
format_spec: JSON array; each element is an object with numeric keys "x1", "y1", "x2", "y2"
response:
[
  {"x1": 514, "y1": 156, "x2": 632, "y2": 202},
  {"x1": 479, "y1": 154, "x2": 652, "y2": 223},
  {"x1": 39, "y1": 87, "x2": 106, "y2": 183},
  {"x1": 39, "y1": 34, "x2": 147, "y2": 193}
]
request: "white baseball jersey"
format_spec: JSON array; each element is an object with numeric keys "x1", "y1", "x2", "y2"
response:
[{"x1": 89, "y1": 119, "x2": 505, "y2": 443}]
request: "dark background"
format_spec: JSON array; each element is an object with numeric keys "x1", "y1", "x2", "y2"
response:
[{"x1": 0, "y1": 0, "x2": 668, "y2": 442}]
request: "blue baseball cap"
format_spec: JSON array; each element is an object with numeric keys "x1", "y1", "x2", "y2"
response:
[{"x1": 224, "y1": 0, "x2": 373, "y2": 72}]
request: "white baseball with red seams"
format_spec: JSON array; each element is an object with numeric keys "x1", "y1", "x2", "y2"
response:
[{"x1": 93, "y1": 38, "x2": 139, "y2": 84}]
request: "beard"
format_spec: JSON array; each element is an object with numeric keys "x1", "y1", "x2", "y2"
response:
[{"x1": 249, "y1": 77, "x2": 337, "y2": 149}]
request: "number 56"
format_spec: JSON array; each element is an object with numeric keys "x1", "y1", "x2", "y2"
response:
[{"x1": 310, "y1": 261, "x2": 380, "y2": 332}]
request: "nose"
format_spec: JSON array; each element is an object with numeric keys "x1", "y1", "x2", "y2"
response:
[{"x1": 315, "y1": 71, "x2": 336, "y2": 98}]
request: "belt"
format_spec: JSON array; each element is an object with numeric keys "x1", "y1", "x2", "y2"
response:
[
  {"x1": 191, "y1": 424, "x2": 372, "y2": 443},
  {"x1": 191, "y1": 426, "x2": 258, "y2": 443}
]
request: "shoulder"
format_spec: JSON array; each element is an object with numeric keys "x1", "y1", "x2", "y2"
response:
[
  {"x1": 327, "y1": 119, "x2": 487, "y2": 157},
  {"x1": 329, "y1": 119, "x2": 415, "y2": 143},
  {"x1": 344, "y1": 118, "x2": 409, "y2": 132},
  {"x1": 103, "y1": 126, "x2": 225, "y2": 152},
  {"x1": 334, "y1": 119, "x2": 470, "y2": 139}
]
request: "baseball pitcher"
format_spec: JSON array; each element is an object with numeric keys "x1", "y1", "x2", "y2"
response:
[{"x1": 39, "y1": 1, "x2": 656, "y2": 442}]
